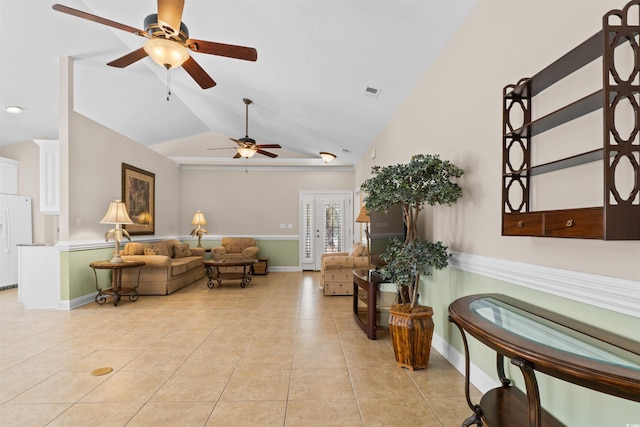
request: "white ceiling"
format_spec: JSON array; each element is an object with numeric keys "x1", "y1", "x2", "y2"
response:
[{"x1": 0, "y1": 0, "x2": 476, "y2": 166}]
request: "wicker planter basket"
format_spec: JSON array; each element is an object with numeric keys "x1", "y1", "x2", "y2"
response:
[{"x1": 388, "y1": 303, "x2": 434, "y2": 371}]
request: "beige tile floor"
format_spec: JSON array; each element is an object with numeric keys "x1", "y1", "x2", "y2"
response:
[{"x1": 0, "y1": 271, "x2": 480, "y2": 426}]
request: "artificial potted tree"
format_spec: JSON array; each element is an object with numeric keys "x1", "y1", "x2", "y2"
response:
[{"x1": 360, "y1": 154, "x2": 463, "y2": 370}]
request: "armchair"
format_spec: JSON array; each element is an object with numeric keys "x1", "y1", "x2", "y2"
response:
[
  {"x1": 210, "y1": 237, "x2": 260, "y2": 277},
  {"x1": 321, "y1": 242, "x2": 370, "y2": 296},
  {"x1": 211, "y1": 237, "x2": 260, "y2": 261}
]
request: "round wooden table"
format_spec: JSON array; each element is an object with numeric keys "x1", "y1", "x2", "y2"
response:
[{"x1": 89, "y1": 260, "x2": 145, "y2": 306}]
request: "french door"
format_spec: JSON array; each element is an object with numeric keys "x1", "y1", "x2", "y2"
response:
[{"x1": 300, "y1": 192, "x2": 352, "y2": 271}]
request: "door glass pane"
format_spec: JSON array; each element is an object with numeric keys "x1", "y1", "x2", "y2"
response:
[
  {"x1": 323, "y1": 202, "x2": 343, "y2": 253},
  {"x1": 303, "y1": 201, "x2": 313, "y2": 262}
]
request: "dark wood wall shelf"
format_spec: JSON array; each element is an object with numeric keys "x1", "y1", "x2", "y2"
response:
[
  {"x1": 501, "y1": 0, "x2": 640, "y2": 240},
  {"x1": 504, "y1": 149, "x2": 614, "y2": 178},
  {"x1": 506, "y1": 91, "x2": 607, "y2": 139},
  {"x1": 510, "y1": 30, "x2": 630, "y2": 98}
]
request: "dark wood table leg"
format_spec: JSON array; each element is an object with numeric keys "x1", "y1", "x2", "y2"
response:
[
  {"x1": 205, "y1": 265, "x2": 215, "y2": 288},
  {"x1": 367, "y1": 280, "x2": 377, "y2": 339},
  {"x1": 449, "y1": 316, "x2": 483, "y2": 426},
  {"x1": 511, "y1": 357, "x2": 542, "y2": 427},
  {"x1": 113, "y1": 269, "x2": 122, "y2": 306}
]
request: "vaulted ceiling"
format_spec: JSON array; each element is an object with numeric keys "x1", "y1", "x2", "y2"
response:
[{"x1": 0, "y1": 0, "x2": 476, "y2": 166}]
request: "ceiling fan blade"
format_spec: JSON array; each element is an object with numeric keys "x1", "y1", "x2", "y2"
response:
[
  {"x1": 107, "y1": 48, "x2": 148, "y2": 68},
  {"x1": 256, "y1": 144, "x2": 281, "y2": 149},
  {"x1": 157, "y1": 0, "x2": 184, "y2": 36},
  {"x1": 186, "y1": 39, "x2": 258, "y2": 62},
  {"x1": 206, "y1": 147, "x2": 234, "y2": 151},
  {"x1": 52, "y1": 4, "x2": 144, "y2": 35},
  {"x1": 182, "y1": 57, "x2": 216, "y2": 89},
  {"x1": 257, "y1": 149, "x2": 278, "y2": 158},
  {"x1": 233, "y1": 152, "x2": 242, "y2": 159},
  {"x1": 229, "y1": 138, "x2": 243, "y2": 146}
]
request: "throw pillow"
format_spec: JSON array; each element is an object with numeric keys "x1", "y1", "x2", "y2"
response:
[
  {"x1": 154, "y1": 243, "x2": 170, "y2": 257},
  {"x1": 181, "y1": 243, "x2": 192, "y2": 257},
  {"x1": 144, "y1": 247, "x2": 160, "y2": 255},
  {"x1": 173, "y1": 243, "x2": 192, "y2": 258}
]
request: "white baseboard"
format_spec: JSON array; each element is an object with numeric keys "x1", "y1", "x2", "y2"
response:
[
  {"x1": 432, "y1": 332, "x2": 499, "y2": 394},
  {"x1": 269, "y1": 266, "x2": 301, "y2": 272},
  {"x1": 59, "y1": 292, "x2": 97, "y2": 310},
  {"x1": 449, "y1": 251, "x2": 640, "y2": 318}
]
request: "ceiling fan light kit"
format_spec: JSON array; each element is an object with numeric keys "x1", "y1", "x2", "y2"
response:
[
  {"x1": 237, "y1": 146, "x2": 258, "y2": 158},
  {"x1": 226, "y1": 98, "x2": 282, "y2": 159},
  {"x1": 52, "y1": 1, "x2": 257, "y2": 90},
  {"x1": 143, "y1": 38, "x2": 190, "y2": 69}
]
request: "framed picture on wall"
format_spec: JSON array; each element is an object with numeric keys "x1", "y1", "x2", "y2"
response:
[{"x1": 122, "y1": 163, "x2": 155, "y2": 235}]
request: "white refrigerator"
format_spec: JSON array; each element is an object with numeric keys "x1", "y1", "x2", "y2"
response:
[{"x1": 0, "y1": 194, "x2": 33, "y2": 287}]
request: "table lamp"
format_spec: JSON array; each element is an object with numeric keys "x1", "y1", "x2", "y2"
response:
[
  {"x1": 190, "y1": 210, "x2": 208, "y2": 248},
  {"x1": 100, "y1": 200, "x2": 133, "y2": 263},
  {"x1": 355, "y1": 206, "x2": 371, "y2": 268}
]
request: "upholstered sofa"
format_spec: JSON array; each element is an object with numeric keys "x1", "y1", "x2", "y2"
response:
[
  {"x1": 210, "y1": 237, "x2": 260, "y2": 276},
  {"x1": 119, "y1": 239, "x2": 206, "y2": 295},
  {"x1": 320, "y1": 242, "x2": 370, "y2": 296}
]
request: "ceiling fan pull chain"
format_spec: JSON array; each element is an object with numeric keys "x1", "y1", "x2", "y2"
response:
[{"x1": 166, "y1": 65, "x2": 171, "y2": 101}]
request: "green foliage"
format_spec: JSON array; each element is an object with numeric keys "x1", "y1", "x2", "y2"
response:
[
  {"x1": 360, "y1": 154, "x2": 464, "y2": 308},
  {"x1": 379, "y1": 238, "x2": 450, "y2": 285},
  {"x1": 360, "y1": 154, "x2": 464, "y2": 214},
  {"x1": 379, "y1": 238, "x2": 450, "y2": 308},
  {"x1": 360, "y1": 154, "x2": 464, "y2": 242}
]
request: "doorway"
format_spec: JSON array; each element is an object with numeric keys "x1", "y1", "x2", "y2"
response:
[{"x1": 300, "y1": 192, "x2": 352, "y2": 271}]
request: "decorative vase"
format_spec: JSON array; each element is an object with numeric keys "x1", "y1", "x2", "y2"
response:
[{"x1": 388, "y1": 303, "x2": 434, "y2": 370}]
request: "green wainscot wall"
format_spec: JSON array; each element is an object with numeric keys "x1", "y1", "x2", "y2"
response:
[
  {"x1": 195, "y1": 238, "x2": 299, "y2": 267},
  {"x1": 254, "y1": 239, "x2": 299, "y2": 267},
  {"x1": 63, "y1": 239, "x2": 300, "y2": 301},
  {"x1": 422, "y1": 267, "x2": 639, "y2": 427},
  {"x1": 62, "y1": 247, "x2": 114, "y2": 301}
]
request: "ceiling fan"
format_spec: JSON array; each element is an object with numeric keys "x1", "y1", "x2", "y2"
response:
[
  {"x1": 209, "y1": 98, "x2": 281, "y2": 159},
  {"x1": 52, "y1": 0, "x2": 257, "y2": 89}
]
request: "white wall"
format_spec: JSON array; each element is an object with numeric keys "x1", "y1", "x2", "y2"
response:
[
  {"x1": 63, "y1": 112, "x2": 182, "y2": 241},
  {"x1": 354, "y1": 1, "x2": 639, "y2": 425},
  {"x1": 179, "y1": 168, "x2": 355, "y2": 236},
  {"x1": 356, "y1": 0, "x2": 640, "y2": 281}
]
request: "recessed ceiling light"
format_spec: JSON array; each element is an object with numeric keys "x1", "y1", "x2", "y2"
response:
[{"x1": 5, "y1": 106, "x2": 23, "y2": 114}]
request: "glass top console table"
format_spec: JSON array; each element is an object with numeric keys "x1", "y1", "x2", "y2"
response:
[{"x1": 448, "y1": 293, "x2": 640, "y2": 427}]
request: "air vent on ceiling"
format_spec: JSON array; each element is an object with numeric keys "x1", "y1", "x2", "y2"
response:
[{"x1": 363, "y1": 86, "x2": 381, "y2": 99}]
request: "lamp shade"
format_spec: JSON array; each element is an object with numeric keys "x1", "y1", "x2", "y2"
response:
[
  {"x1": 355, "y1": 206, "x2": 370, "y2": 223},
  {"x1": 100, "y1": 200, "x2": 134, "y2": 225},
  {"x1": 143, "y1": 38, "x2": 190, "y2": 69},
  {"x1": 191, "y1": 210, "x2": 207, "y2": 226}
]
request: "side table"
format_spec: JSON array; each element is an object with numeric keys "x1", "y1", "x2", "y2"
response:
[
  {"x1": 252, "y1": 258, "x2": 269, "y2": 275},
  {"x1": 352, "y1": 269, "x2": 383, "y2": 340},
  {"x1": 448, "y1": 294, "x2": 640, "y2": 426},
  {"x1": 90, "y1": 261, "x2": 145, "y2": 306}
]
